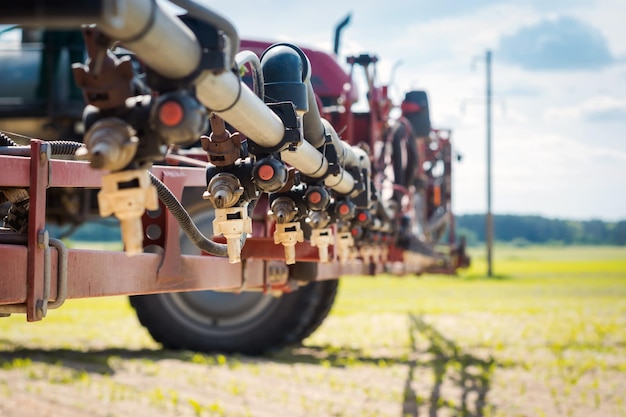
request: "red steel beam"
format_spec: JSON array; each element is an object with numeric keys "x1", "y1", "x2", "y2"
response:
[
  {"x1": 0, "y1": 244, "x2": 369, "y2": 304},
  {"x1": 26, "y1": 140, "x2": 48, "y2": 321},
  {"x1": 0, "y1": 155, "x2": 207, "y2": 188}
]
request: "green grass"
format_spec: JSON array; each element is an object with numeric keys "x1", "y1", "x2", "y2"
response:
[{"x1": 1, "y1": 245, "x2": 625, "y2": 417}]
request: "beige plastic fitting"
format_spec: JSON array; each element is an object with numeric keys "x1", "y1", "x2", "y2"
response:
[
  {"x1": 213, "y1": 206, "x2": 252, "y2": 263},
  {"x1": 273, "y1": 221, "x2": 304, "y2": 265},
  {"x1": 98, "y1": 170, "x2": 158, "y2": 256},
  {"x1": 310, "y1": 228, "x2": 333, "y2": 263},
  {"x1": 336, "y1": 232, "x2": 354, "y2": 265}
]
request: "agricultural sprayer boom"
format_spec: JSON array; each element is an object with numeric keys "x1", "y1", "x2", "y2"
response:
[{"x1": 0, "y1": 0, "x2": 468, "y2": 353}]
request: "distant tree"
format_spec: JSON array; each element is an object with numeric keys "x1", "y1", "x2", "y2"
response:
[{"x1": 456, "y1": 214, "x2": 625, "y2": 246}]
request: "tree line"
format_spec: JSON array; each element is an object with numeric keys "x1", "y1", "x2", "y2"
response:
[
  {"x1": 456, "y1": 214, "x2": 626, "y2": 246},
  {"x1": 52, "y1": 213, "x2": 626, "y2": 246}
]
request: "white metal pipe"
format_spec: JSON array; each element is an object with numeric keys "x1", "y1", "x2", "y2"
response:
[
  {"x1": 195, "y1": 70, "x2": 285, "y2": 144},
  {"x1": 280, "y1": 140, "x2": 327, "y2": 178},
  {"x1": 321, "y1": 119, "x2": 370, "y2": 171},
  {"x1": 99, "y1": 0, "x2": 201, "y2": 79},
  {"x1": 303, "y1": 81, "x2": 326, "y2": 148},
  {"x1": 324, "y1": 168, "x2": 356, "y2": 195}
]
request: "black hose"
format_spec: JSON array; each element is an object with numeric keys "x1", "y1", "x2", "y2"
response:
[
  {"x1": 0, "y1": 133, "x2": 85, "y2": 156},
  {"x1": 0, "y1": 132, "x2": 18, "y2": 147},
  {"x1": 149, "y1": 171, "x2": 247, "y2": 257},
  {"x1": 391, "y1": 120, "x2": 418, "y2": 200},
  {"x1": 47, "y1": 140, "x2": 85, "y2": 156}
]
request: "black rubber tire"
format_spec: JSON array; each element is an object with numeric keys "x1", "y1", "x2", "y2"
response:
[
  {"x1": 285, "y1": 278, "x2": 339, "y2": 345},
  {"x1": 130, "y1": 201, "x2": 339, "y2": 355}
]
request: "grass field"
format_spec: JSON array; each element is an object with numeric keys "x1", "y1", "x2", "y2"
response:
[{"x1": 1, "y1": 245, "x2": 625, "y2": 417}]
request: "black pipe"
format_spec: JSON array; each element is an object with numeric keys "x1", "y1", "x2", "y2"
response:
[
  {"x1": 0, "y1": 0, "x2": 104, "y2": 26},
  {"x1": 333, "y1": 13, "x2": 351, "y2": 56},
  {"x1": 0, "y1": 133, "x2": 85, "y2": 156},
  {"x1": 149, "y1": 172, "x2": 244, "y2": 257}
]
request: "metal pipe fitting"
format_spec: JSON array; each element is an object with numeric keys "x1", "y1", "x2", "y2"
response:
[
  {"x1": 270, "y1": 197, "x2": 297, "y2": 224},
  {"x1": 204, "y1": 173, "x2": 243, "y2": 209},
  {"x1": 79, "y1": 118, "x2": 138, "y2": 171}
]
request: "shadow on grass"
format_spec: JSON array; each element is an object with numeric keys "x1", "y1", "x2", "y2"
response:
[
  {"x1": 403, "y1": 314, "x2": 495, "y2": 417},
  {"x1": 0, "y1": 346, "x2": 183, "y2": 374},
  {"x1": 1, "y1": 316, "x2": 497, "y2": 416},
  {"x1": 459, "y1": 273, "x2": 511, "y2": 281},
  {"x1": 273, "y1": 315, "x2": 497, "y2": 417},
  {"x1": 0, "y1": 345, "x2": 258, "y2": 375}
]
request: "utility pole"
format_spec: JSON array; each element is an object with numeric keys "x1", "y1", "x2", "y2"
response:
[{"x1": 485, "y1": 50, "x2": 494, "y2": 277}]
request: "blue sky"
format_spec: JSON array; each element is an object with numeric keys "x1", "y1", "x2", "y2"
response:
[{"x1": 192, "y1": 0, "x2": 626, "y2": 221}]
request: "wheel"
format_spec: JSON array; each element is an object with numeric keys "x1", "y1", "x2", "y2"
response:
[
  {"x1": 130, "y1": 201, "x2": 339, "y2": 354},
  {"x1": 286, "y1": 278, "x2": 339, "y2": 344}
]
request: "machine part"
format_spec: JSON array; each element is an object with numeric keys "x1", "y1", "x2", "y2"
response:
[
  {"x1": 336, "y1": 231, "x2": 354, "y2": 265},
  {"x1": 355, "y1": 210, "x2": 373, "y2": 226},
  {"x1": 213, "y1": 205, "x2": 252, "y2": 263},
  {"x1": 310, "y1": 228, "x2": 333, "y2": 263},
  {"x1": 148, "y1": 172, "x2": 233, "y2": 258},
  {"x1": 4, "y1": 199, "x2": 29, "y2": 233},
  {"x1": 266, "y1": 261, "x2": 289, "y2": 285},
  {"x1": 98, "y1": 169, "x2": 159, "y2": 255},
  {"x1": 252, "y1": 156, "x2": 289, "y2": 193},
  {"x1": 169, "y1": 0, "x2": 239, "y2": 67},
  {"x1": 130, "y1": 277, "x2": 339, "y2": 355},
  {"x1": 235, "y1": 50, "x2": 264, "y2": 99},
  {"x1": 79, "y1": 118, "x2": 138, "y2": 171},
  {"x1": 99, "y1": 0, "x2": 203, "y2": 80},
  {"x1": 129, "y1": 202, "x2": 340, "y2": 354},
  {"x1": 304, "y1": 185, "x2": 330, "y2": 211},
  {"x1": 247, "y1": 102, "x2": 302, "y2": 155},
  {"x1": 0, "y1": 233, "x2": 68, "y2": 315},
  {"x1": 359, "y1": 245, "x2": 376, "y2": 264},
  {"x1": 2, "y1": 187, "x2": 30, "y2": 232},
  {"x1": 261, "y1": 43, "x2": 310, "y2": 115},
  {"x1": 381, "y1": 245, "x2": 390, "y2": 263},
  {"x1": 335, "y1": 200, "x2": 356, "y2": 221},
  {"x1": 150, "y1": 91, "x2": 208, "y2": 146},
  {"x1": 307, "y1": 210, "x2": 331, "y2": 229},
  {"x1": 274, "y1": 221, "x2": 304, "y2": 265},
  {"x1": 72, "y1": 27, "x2": 134, "y2": 110},
  {"x1": 286, "y1": 279, "x2": 339, "y2": 344},
  {"x1": 204, "y1": 172, "x2": 244, "y2": 209},
  {"x1": 201, "y1": 114, "x2": 241, "y2": 167},
  {"x1": 403, "y1": 90, "x2": 431, "y2": 137},
  {"x1": 270, "y1": 196, "x2": 297, "y2": 224}
]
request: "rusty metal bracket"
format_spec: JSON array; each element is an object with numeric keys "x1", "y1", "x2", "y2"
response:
[
  {"x1": 0, "y1": 233, "x2": 68, "y2": 317},
  {"x1": 26, "y1": 140, "x2": 49, "y2": 321}
]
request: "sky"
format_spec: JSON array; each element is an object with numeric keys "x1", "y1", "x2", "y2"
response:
[
  {"x1": 2, "y1": 1, "x2": 622, "y2": 221},
  {"x1": 193, "y1": 0, "x2": 626, "y2": 221}
]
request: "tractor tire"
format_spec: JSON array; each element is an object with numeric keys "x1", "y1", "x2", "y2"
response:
[
  {"x1": 285, "y1": 278, "x2": 339, "y2": 344},
  {"x1": 129, "y1": 201, "x2": 339, "y2": 355}
]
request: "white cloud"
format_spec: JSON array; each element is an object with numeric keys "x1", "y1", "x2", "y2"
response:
[{"x1": 544, "y1": 96, "x2": 626, "y2": 122}]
